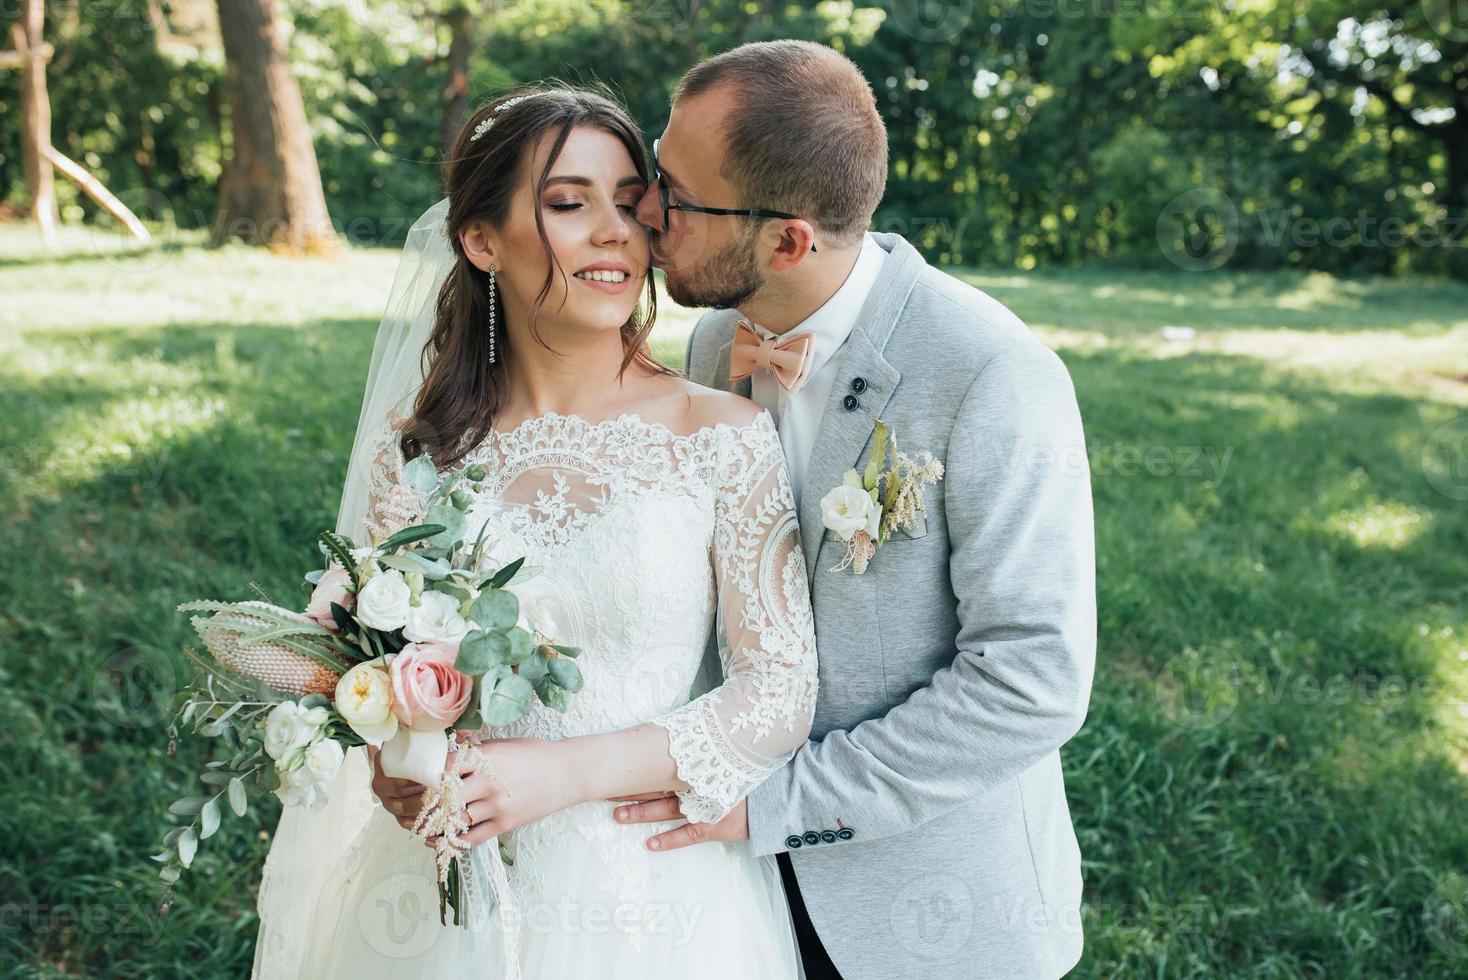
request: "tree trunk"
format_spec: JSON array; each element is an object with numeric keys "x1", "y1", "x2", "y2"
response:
[
  {"x1": 15, "y1": 0, "x2": 58, "y2": 242},
  {"x1": 440, "y1": 5, "x2": 474, "y2": 158},
  {"x1": 213, "y1": 0, "x2": 337, "y2": 252}
]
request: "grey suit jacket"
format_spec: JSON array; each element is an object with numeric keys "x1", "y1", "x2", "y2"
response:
[{"x1": 685, "y1": 232, "x2": 1095, "y2": 980}]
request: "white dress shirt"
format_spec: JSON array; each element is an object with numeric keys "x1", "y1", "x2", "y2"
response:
[{"x1": 744, "y1": 233, "x2": 887, "y2": 507}]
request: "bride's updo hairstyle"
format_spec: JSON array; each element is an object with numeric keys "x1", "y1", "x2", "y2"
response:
[{"x1": 401, "y1": 83, "x2": 668, "y2": 471}]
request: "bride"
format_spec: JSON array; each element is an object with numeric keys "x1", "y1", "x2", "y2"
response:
[{"x1": 249, "y1": 85, "x2": 818, "y2": 978}]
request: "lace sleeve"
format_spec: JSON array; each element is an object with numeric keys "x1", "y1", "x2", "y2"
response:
[
  {"x1": 650, "y1": 412, "x2": 819, "y2": 823},
  {"x1": 360, "y1": 408, "x2": 427, "y2": 547}
]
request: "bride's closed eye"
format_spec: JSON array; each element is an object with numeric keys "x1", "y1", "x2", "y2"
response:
[{"x1": 547, "y1": 201, "x2": 640, "y2": 215}]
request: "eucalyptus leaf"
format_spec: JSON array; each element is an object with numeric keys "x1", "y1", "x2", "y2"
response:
[
  {"x1": 403, "y1": 455, "x2": 439, "y2": 494},
  {"x1": 517, "y1": 653, "x2": 548, "y2": 685},
  {"x1": 479, "y1": 672, "x2": 534, "y2": 725},
  {"x1": 469, "y1": 590, "x2": 518, "y2": 631},
  {"x1": 199, "y1": 771, "x2": 234, "y2": 786},
  {"x1": 546, "y1": 656, "x2": 584, "y2": 693},
  {"x1": 177, "y1": 827, "x2": 198, "y2": 868},
  {"x1": 456, "y1": 630, "x2": 508, "y2": 674},
  {"x1": 534, "y1": 676, "x2": 573, "y2": 712},
  {"x1": 227, "y1": 777, "x2": 248, "y2": 817},
  {"x1": 550, "y1": 644, "x2": 581, "y2": 659},
  {"x1": 159, "y1": 865, "x2": 181, "y2": 885},
  {"x1": 168, "y1": 797, "x2": 206, "y2": 817},
  {"x1": 200, "y1": 799, "x2": 221, "y2": 839},
  {"x1": 425, "y1": 505, "x2": 467, "y2": 549},
  {"x1": 504, "y1": 627, "x2": 534, "y2": 665},
  {"x1": 163, "y1": 826, "x2": 184, "y2": 847}
]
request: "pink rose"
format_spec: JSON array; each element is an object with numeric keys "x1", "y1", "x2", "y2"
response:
[
  {"x1": 305, "y1": 567, "x2": 355, "y2": 630},
  {"x1": 389, "y1": 642, "x2": 472, "y2": 730}
]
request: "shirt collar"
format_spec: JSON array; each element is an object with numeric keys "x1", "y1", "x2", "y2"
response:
[{"x1": 743, "y1": 233, "x2": 886, "y2": 378}]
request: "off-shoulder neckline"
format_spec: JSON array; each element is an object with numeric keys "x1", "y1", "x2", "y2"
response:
[{"x1": 483, "y1": 408, "x2": 774, "y2": 446}]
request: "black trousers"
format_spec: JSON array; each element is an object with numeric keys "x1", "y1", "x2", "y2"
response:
[{"x1": 777, "y1": 851, "x2": 844, "y2": 980}]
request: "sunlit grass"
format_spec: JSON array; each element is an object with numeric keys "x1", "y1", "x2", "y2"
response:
[{"x1": 4, "y1": 223, "x2": 1467, "y2": 977}]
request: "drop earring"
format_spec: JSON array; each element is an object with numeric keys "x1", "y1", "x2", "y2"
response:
[{"x1": 487, "y1": 263, "x2": 498, "y2": 365}]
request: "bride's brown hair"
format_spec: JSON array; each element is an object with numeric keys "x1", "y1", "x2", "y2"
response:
[{"x1": 399, "y1": 83, "x2": 669, "y2": 470}]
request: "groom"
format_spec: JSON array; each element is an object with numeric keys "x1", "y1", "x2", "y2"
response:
[{"x1": 619, "y1": 40, "x2": 1096, "y2": 979}]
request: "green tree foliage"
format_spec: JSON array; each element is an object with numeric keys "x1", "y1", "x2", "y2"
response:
[{"x1": 2, "y1": 0, "x2": 1463, "y2": 274}]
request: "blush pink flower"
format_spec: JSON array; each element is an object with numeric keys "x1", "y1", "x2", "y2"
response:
[
  {"x1": 304, "y1": 567, "x2": 355, "y2": 630},
  {"x1": 389, "y1": 641, "x2": 472, "y2": 730}
]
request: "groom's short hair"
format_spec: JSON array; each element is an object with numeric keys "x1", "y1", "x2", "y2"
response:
[{"x1": 672, "y1": 40, "x2": 887, "y2": 250}]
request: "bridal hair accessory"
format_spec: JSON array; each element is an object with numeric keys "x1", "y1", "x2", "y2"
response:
[
  {"x1": 487, "y1": 264, "x2": 498, "y2": 365},
  {"x1": 470, "y1": 94, "x2": 536, "y2": 142},
  {"x1": 819, "y1": 419, "x2": 944, "y2": 575}
]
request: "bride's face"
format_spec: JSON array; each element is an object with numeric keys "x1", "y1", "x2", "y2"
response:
[{"x1": 472, "y1": 125, "x2": 651, "y2": 341}]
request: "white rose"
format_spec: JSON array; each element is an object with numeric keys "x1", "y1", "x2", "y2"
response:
[
  {"x1": 355, "y1": 569, "x2": 411, "y2": 631},
  {"x1": 334, "y1": 659, "x2": 399, "y2": 746},
  {"x1": 304, "y1": 738, "x2": 345, "y2": 781},
  {"x1": 403, "y1": 589, "x2": 470, "y2": 644},
  {"x1": 274, "y1": 763, "x2": 328, "y2": 810},
  {"x1": 263, "y1": 701, "x2": 319, "y2": 761},
  {"x1": 820, "y1": 482, "x2": 880, "y2": 543}
]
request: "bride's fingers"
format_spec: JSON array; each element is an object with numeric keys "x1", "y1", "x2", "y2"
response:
[
  {"x1": 607, "y1": 792, "x2": 675, "y2": 803},
  {"x1": 612, "y1": 797, "x2": 683, "y2": 824}
]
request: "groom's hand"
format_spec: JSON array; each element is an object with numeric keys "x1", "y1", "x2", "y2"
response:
[{"x1": 611, "y1": 794, "x2": 749, "y2": 850}]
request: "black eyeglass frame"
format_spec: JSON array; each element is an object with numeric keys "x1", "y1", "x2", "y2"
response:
[{"x1": 651, "y1": 138, "x2": 817, "y2": 252}]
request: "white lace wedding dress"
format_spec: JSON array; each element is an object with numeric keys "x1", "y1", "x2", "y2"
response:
[{"x1": 269, "y1": 407, "x2": 817, "y2": 978}]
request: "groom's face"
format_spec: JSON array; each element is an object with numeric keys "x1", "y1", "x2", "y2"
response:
[{"x1": 635, "y1": 87, "x2": 767, "y2": 309}]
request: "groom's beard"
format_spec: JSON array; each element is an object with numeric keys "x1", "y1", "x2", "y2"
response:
[{"x1": 661, "y1": 228, "x2": 765, "y2": 309}]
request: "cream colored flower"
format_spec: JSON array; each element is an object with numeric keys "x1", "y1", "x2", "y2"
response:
[{"x1": 334, "y1": 658, "x2": 399, "y2": 746}]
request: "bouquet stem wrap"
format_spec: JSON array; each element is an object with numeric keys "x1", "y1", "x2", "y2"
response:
[{"x1": 382, "y1": 729, "x2": 522, "y2": 979}]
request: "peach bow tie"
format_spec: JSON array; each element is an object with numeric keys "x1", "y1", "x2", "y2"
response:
[{"x1": 728, "y1": 320, "x2": 815, "y2": 394}]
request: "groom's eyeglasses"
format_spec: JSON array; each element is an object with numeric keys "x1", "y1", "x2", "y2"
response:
[{"x1": 650, "y1": 138, "x2": 817, "y2": 253}]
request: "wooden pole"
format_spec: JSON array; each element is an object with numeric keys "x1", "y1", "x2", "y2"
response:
[{"x1": 44, "y1": 146, "x2": 152, "y2": 245}]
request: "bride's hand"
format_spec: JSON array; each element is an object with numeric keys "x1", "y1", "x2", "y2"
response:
[
  {"x1": 435, "y1": 734, "x2": 583, "y2": 847},
  {"x1": 367, "y1": 745, "x2": 426, "y2": 831}
]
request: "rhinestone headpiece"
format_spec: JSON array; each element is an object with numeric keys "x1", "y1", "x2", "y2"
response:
[{"x1": 470, "y1": 94, "x2": 536, "y2": 142}]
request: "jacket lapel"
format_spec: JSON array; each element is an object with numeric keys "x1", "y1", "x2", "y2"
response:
[{"x1": 798, "y1": 234, "x2": 926, "y2": 585}]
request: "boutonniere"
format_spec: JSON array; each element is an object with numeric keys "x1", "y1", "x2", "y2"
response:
[{"x1": 819, "y1": 420, "x2": 945, "y2": 575}]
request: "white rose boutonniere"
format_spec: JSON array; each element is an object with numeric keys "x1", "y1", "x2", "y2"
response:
[{"x1": 820, "y1": 420, "x2": 944, "y2": 576}]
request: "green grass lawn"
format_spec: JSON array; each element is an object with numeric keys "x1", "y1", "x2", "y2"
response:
[{"x1": 3, "y1": 224, "x2": 1466, "y2": 978}]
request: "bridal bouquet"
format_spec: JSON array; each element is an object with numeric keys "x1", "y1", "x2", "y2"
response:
[{"x1": 154, "y1": 452, "x2": 581, "y2": 925}]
